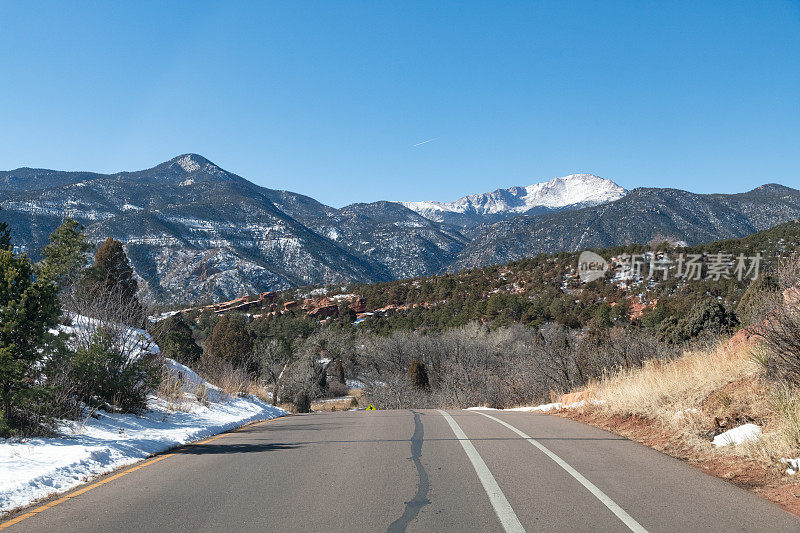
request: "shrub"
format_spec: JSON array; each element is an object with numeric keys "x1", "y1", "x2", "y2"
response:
[
  {"x1": 151, "y1": 315, "x2": 202, "y2": 364},
  {"x1": 671, "y1": 298, "x2": 738, "y2": 343},
  {"x1": 280, "y1": 353, "x2": 327, "y2": 411},
  {"x1": 759, "y1": 255, "x2": 800, "y2": 387},
  {"x1": 71, "y1": 329, "x2": 161, "y2": 412},
  {"x1": 736, "y1": 274, "x2": 781, "y2": 329},
  {"x1": 407, "y1": 359, "x2": 429, "y2": 389},
  {"x1": 760, "y1": 305, "x2": 800, "y2": 386}
]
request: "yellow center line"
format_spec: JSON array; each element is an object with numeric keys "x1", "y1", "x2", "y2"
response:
[{"x1": 0, "y1": 415, "x2": 290, "y2": 531}]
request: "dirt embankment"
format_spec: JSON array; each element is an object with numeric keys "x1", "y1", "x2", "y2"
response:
[{"x1": 553, "y1": 333, "x2": 800, "y2": 516}]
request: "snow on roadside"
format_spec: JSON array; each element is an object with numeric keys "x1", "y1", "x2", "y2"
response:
[
  {"x1": 0, "y1": 314, "x2": 288, "y2": 515},
  {"x1": 466, "y1": 399, "x2": 600, "y2": 413},
  {"x1": 0, "y1": 380, "x2": 287, "y2": 514},
  {"x1": 712, "y1": 424, "x2": 762, "y2": 447}
]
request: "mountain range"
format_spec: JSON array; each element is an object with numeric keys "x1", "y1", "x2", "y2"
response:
[
  {"x1": 402, "y1": 174, "x2": 626, "y2": 228},
  {"x1": 1, "y1": 154, "x2": 798, "y2": 303}
]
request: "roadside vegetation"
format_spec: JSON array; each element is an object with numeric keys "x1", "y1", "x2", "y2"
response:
[
  {"x1": 0, "y1": 209, "x2": 164, "y2": 437},
  {"x1": 549, "y1": 253, "x2": 800, "y2": 513}
]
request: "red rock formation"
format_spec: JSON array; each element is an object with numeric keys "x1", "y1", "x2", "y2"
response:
[
  {"x1": 350, "y1": 298, "x2": 367, "y2": 314},
  {"x1": 307, "y1": 304, "x2": 339, "y2": 319}
]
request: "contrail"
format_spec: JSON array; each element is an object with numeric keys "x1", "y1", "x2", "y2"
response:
[{"x1": 413, "y1": 137, "x2": 439, "y2": 147}]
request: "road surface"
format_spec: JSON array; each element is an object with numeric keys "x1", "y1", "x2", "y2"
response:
[{"x1": 3, "y1": 409, "x2": 798, "y2": 532}]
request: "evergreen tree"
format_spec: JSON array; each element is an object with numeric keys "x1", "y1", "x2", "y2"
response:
[
  {"x1": 407, "y1": 359, "x2": 429, "y2": 389},
  {"x1": 0, "y1": 246, "x2": 61, "y2": 434},
  {"x1": 673, "y1": 297, "x2": 739, "y2": 342},
  {"x1": 89, "y1": 237, "x2": 138, "y2": 301},
  {"x1": 151, "y1": 315, "x2": 202, "y2": 364},
  {"x1": 205, "y1": 314, "x2": 254, "y2": 368},
  {"x1": 38, "y1": 218, "x2": 91, "y2": 290}
]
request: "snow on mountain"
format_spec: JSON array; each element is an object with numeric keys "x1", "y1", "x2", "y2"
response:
[{"x1": 402, "y1": 174, "x2": 627, "y2": 223}]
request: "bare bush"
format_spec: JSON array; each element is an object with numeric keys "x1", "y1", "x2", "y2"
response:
[
  {"x1": 63, "y1": 284, "x2": 153, "y2": 358},
  {"x1": 355, "y1": 321, "x2": 676, "y2": 410},
  {"x1": 760, "y1": 255, "x2": 800, "y2": 386},
  {"x1": 279, "y1": 352, "x2": 328, "y2": 412}
]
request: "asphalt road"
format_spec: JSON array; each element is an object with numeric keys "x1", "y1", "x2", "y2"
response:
[{"x1": 4, "y1": 409, "x2": 799, "y2": 532}]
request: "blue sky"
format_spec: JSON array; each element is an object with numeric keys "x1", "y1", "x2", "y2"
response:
[{"x1": 1, "y1": 1, "x2": 798, "y2": 207}]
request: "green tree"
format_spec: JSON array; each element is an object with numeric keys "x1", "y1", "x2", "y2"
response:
[
  {"x1": 38, "y1": 218, "x2": 91, "y2": 290},
  {"x1": 151, "y1": 315, "x2": 202, "y2": 364},
  {"x1": 673, "y1": 297, "x2": 739, "y2": 343},
  {"x1": 88, "y1": 237, "x2": 139, "y2": 302},
  {"x1": 592, "y1": 302, "x2": 613, "y2": 329},
  {"x1": 205, "y1": 314, "x2": 254, "y2": 369},
  {"x1": 0, "y1": 246, "x2": 61, "y2": 434}
]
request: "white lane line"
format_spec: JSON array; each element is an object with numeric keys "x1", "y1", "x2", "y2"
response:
[
  {"x1": 476, "y1": 412, "x2": 648, "y2": 533},
  {"x1": 437, "y1": 410, "x2": 525, "y2": 533}
]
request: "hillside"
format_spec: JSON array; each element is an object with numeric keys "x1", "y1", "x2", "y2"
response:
[
  {"x1": 178, "y1": 220, "x2": 800, "y2": 341},
  {"x1": 2, "y1": 154, "x2": 799, "y2": 304},
  {"x1": 452, "y1": 185, "x2": 800, "y2": 271}
]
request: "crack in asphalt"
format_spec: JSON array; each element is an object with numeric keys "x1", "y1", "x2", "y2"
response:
[{"x1": 387, "y1": 410, "x2": 430, "y2": 532}]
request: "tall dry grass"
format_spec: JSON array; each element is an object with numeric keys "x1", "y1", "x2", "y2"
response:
[
  {"x1": 591, "y1": 338, "x2": 759, "y2": 422},
  {"x1": 581, "y1": 336, "x2": 800, "y2": 465},
  {"x1": 156, "y1": 366, "x2": 214, "y2": 411}
]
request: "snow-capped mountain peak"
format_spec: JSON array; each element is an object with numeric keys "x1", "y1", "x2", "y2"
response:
[{"x1": 402, "y1": 174, "x2": 626, "y2": 224}]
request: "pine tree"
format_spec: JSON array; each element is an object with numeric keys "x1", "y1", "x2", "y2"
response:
[
  {"x1": 0, "y1": 246, "x2": 61, "y2": 434},
  {"x1": 38, "y1": 218, "x2": 91, "y2": 290},
  {"x1": 407, "y1": 359, "x2": 429, "y2": 389},
  {"x1": 89, "y1": 237, "x2": 138, "y2": 301},
  {"x1": 205, "y1": 314, "x2": 253, "y2": 368},
  {"x1": 151, "y1": 315, "x2": 202, "y2": 364}
]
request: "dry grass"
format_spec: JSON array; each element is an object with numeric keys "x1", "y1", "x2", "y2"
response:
[
  {"x1": 245, "y1": 381, "x2": 274, "y2": 404},
  {"x1": 754, "y1": 383, "x2": 800, "y2": 463},
  {"x1": 214, "y1": 367, "x2": 249, "y2": 396},
  {"x1": 157, "y1": 369, "x2": 189, "y2": 411},
  {"x1": 592, "y1": 338, "x2": 758, "y2": 421},
  {"x1": 157, "y1": 367, "x2": 215, "y2": 411},
  {"x1": 577, "y1": 335, "x2": 800, "y2": 466},
  {"x1": 310, "y1": 395, "x2": 359, "y2": 412},
  {"x1": 553, "y1": 336, "x2": 800, "y2": 515}
]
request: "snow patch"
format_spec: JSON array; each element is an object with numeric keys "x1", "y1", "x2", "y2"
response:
[
  {"x1": 781, "y1": 458, "x2": 800, "y2": 475},
  {"x1": 403, "y1": 174, "x2": 626, "y2": 220},
  {"x1": 466, "y1": 399, "x2": 599, "y2": 413},
  {"x1": 0, "y1": 317, "x2": 287, "y2": 515},
  {"x1": 712, "y1": 424, "x2": 762, "y2": 447}
]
